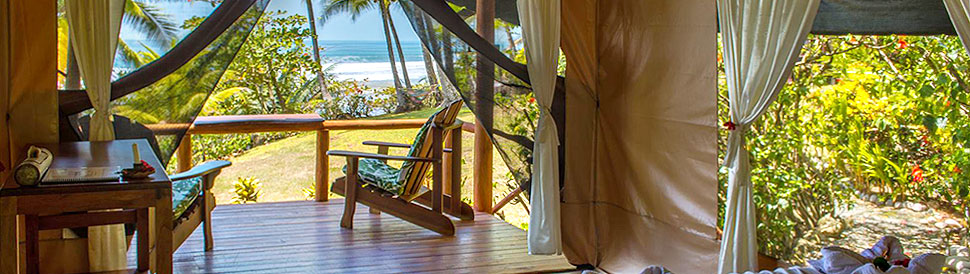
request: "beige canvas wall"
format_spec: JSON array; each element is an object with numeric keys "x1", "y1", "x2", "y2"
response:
[
  {"x1": 1, "y1": 1, "x2": 59, "y2": 273},
  {"x1": 560, "y1": 0, "x2": 719, "y2": 272},
  {"x1": 6, "y1": 0, "x2": 59, "y2": 164}
]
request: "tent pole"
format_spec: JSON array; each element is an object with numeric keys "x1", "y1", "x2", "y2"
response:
[{"x1": 473, "y1": 0, "x2": 494, "y2": 213}]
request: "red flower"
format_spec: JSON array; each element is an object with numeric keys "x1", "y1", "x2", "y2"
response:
[
  {"x1": 723, "y1": 121, "x2": 737, "y2": 130},
  {"x1": 946, "y1": 100, "x2": 952, "y2": 107},
  {"x1": 955, "y1": 166, "x2": 963, "y2": 174},
  {"x1": 911, "y1": 164, "x2": 924, "y2": 182},
  {"x1": 897, "y1": 39, "x2": 908, "y2": 49},
  {"x1": 528, "y1": 97, "x2": 536, "y2": 104}
]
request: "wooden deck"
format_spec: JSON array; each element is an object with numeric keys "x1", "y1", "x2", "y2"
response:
[{"x1": 130, "y1": 200, "x2": 573, "y2": 273}]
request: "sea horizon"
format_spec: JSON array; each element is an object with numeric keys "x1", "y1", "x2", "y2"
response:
[{"x1": 119, "y1": 40, "x2": 432, "y2": 88}]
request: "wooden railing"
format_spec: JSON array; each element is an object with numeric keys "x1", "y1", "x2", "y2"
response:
[{"x1": 147, "y1": 114, "x2": 482, "y2": 205}]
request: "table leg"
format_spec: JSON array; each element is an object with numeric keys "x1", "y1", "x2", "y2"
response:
[
  {"x1": 0, "y1": 197, "x2": 17, "y2": 274},
  {"x1": 23, "y1": 215, "x2": 37, "y2": 274},
  {"x1": 155, "y1": 189, "x2": 173, "y2": 274},
  {"x1": 136, "y1": 208, "x2": 150, "y2": 272}
]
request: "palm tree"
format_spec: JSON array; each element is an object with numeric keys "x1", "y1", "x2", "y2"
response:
[
  {"x1": 383, "y1": 0, "x2": 414, "y2": 95},
  {"x1": 320, "y1": 0, "x2": 415, "y2": 112},
  {"x1": 304, "y1": 0, "x2": 329, "y2": 96},
  {"x1": 62, "y1": 0, "x2": 180, "y2": 88}
]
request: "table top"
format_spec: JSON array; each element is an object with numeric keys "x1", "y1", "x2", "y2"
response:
[{"x1": 0, "y1": 139, "x2": 171, "y2": 197}]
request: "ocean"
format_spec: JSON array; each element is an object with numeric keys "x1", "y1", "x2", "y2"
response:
[
  {"x1": 119, "y1": 39, "x2": 430, "y2": 88},
  {"x1": 322, "y1": 40, "x2": 429, "y2": 87}
]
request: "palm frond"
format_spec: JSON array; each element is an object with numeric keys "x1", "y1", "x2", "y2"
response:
[
  {"x1": 319, "y1": 0, "x2": 375, "y2": 24},
  {"x1": 124, "y1": 0, "x2": 179, "y2": 47},
  {"x1": 116, "y1": 39, "x2": 148, "y2": 67}
]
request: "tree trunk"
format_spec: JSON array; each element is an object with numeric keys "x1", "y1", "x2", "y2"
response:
[
  {"x1": 422, "y1": 13, "x2": 440, "y2": 59},
  {"x1": 504, "y1": 24, "x2": 516, "y2": 53},
  {"x1": 442, "y1": 30, "x2": 455, "y2": 81},
  {"x1": 65, "y1": 41, "x2": 81, "y2": 89},
  {"x1": 379, "y1": 1, "x2": 406, "y2": 112},
  {"x1": 386, "y1": 3, "x2": 413, "y2": 108},
  {"x1": 420, "y1": 46, "x2": 440, "y2": 101},
  {"x1": 304, "y1": 0, "x2": 328, "y2": 97},
  {"x1": 411, "y1": 11, "x2": 439, "y2": 101}
]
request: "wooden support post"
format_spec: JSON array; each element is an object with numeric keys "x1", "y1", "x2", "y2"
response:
[
  {"x1": 316, "y1": 130, "x2": 330, "y2": 202},
  {"x1": 177, "y1": 134, "x2": 192, "y2": 173},
  {"x1": 473, "y1": 0, "x2": 495, "y2": 213}
]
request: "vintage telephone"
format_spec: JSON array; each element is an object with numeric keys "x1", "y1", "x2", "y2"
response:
[{"x1": 14, "y1": 146, "x2": 53, "y2": 186}]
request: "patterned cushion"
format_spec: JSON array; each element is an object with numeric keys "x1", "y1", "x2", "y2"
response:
[
  {"x1": 172, "y1": 177, "x2": 203, "y2": 221},
  {"x1": 343, "y1": 158, "x2": 403, "y2": 193}
]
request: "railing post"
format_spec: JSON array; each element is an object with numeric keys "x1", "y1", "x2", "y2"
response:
[
  {"x1": 316, "y1": 129, "x2": 330, "y2": 202},
  {"x1": 473, "y1": 0, "x2": 495, "y2": 213},
  {"x1": 177, "y1": 134, "x2": 192, "y2": 172}
]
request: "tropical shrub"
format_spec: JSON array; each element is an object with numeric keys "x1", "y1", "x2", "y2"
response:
[
  {"x1": 232, "y1": 176, "x2": 262, "y2": 204},
  {"x1": 719, "y1": 34, "x2": 970, "y2": 263}
]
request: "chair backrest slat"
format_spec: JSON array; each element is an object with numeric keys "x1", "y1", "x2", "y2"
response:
[{"x1": 397, "y1": 100, "x2": 463, "y2": 200}]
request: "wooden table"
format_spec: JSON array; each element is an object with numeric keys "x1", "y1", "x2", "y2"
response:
[{"x1": 0, "y1": 139, "x2": 173, "y2": 274}]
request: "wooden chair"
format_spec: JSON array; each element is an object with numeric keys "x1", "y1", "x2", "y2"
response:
[
  {"x1": 78, "y1": 115, "x2": 229, "y2": 248},
  {"x1": 329, "y1": 100, "x2": 474, "y2": 236},
  {"x1": 79, "y1": 115, "x2": 230, "y2": 251}
]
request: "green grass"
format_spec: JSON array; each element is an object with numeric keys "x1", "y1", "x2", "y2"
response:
[{"x1": 207, "y1": 107, "x2": 530, "y2": 227}]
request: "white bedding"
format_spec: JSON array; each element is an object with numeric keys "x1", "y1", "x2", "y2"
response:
[{"x1": 736, "y1": 237, "x2": 944, "y2": 274}]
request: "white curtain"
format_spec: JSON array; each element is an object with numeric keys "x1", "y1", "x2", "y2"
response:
[
  {"x1": 717, "y1": 1, "x2": 819, "y2": 273},
  {"x1": 66, "y1": 0, "x2": 127, "y2": 271},
  {"x1": 518, "y1": 0, "x2": 562, "y2": 255},
  {"x1": 945, "y1": 0, "x2": 970, "y2": 55}
]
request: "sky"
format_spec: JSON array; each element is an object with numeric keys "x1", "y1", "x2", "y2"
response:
[{"x1": 121, "y1": 0, "x2": 420, "y2": 42}]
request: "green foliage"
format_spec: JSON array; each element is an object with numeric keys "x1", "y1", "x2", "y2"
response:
[
  {"x1": 301, "y1": 186, "x2": 316, "y2": 200},
  {"x1": 232, "y1": 176, "x2": 262, "y2": 204},
  {"x1": 210, "y1": 11, "x2": 325, "y2": 115},
  {"x1": 316, "y1": 80, "x2": 398, "y2": 119},
  {"x1": 719, "y1": 34, "x2": 970, "y2": 263}
]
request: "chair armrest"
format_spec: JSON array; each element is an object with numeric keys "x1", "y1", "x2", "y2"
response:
[
  {"x1": 361, "y1": 141, "x2": 453, "y2": 152},
  {"x1": 362, "y1": 141, "x2": 411, "y2": 148},
  {"x1": 327, "y1": 150, "x2": 438, "y2": 162},
  {"x1": 433, "y1": 120, "x2": 464, "y2": 131},
  {"x1": 170, "y1": 160, "x2": 232, "y2": 181}
]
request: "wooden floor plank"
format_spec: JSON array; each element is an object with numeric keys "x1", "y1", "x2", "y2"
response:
[{"x1": 128, "y1": 200, "x2": 572, "y2": 273}]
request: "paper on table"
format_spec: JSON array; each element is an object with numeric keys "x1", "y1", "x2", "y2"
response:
[{"x1": 42, "y1": 166, "x2": 121, "y2": 183}]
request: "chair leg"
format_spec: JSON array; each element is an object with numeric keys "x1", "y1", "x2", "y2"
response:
[
  {"x1": 341, "y1": 156, "x2": 359, "y2": 229},
  {"x1": 203, "y1": 193, "x2": 214, "y2": 251},
  {"x1": 431, "y1": 127, "x2": 443, "y2": 213},
  {"x1": 450, "y1": 128, "x2": 462, "y2": 214}
]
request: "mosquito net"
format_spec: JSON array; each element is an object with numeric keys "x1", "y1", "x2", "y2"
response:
[
  {"x1": 400, "y1": 0, "x2": 539, "y2": 198},
  {"x1": 60, "y1": 0, "x2": 270, "y2": 166}
]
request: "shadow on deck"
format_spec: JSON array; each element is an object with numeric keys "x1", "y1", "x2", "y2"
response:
[{"x1": 129, "y1": 200, "x2": 573, "y2": 273}]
